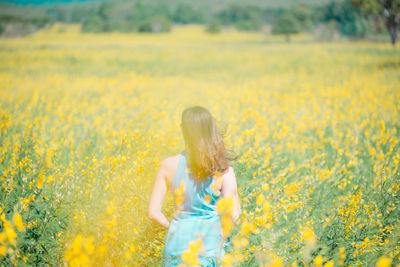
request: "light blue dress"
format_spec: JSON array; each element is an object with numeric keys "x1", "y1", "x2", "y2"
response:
[{"x1": 162, "y1": 149, "x2": 231, "y2": 266}]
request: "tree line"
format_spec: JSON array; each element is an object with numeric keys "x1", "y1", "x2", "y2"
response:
[{"x1": 0, "y1": 0, "x2": 399, "y2": 45}]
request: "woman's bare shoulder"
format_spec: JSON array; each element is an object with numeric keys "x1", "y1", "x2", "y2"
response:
[
  {"x1": 161, "y1": 154, "x2": 181, "y2": 184},
  {"x1": 220, "y1": 165, "x2": 235, "y2": 184}
]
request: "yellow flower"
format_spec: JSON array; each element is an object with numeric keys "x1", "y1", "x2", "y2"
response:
[
  {"x1": 314, "y1": 255, "x2": 323, "y2": 267},
  {"x1": 125, "y1": 251, "x2": 131, "y2": 259},
  {"x1": 266, "y1": 254, "x2": 283, "y2": 267},
  {"x1": 13, "y1": 212, "x2": 25, "y2": 232},
  {"x1": 222, "y1": 252, "x2": 234, "y2": 266},
  {"x1": 284, "y1": 183, "x2": 300, "y2": 196},
  {"x1": 72, "y1": 253, "x2": 89, "y2": 267},
  {"x1": 233, "y1": 236, "x2": 248, "y2": 249},
  {"x1": 4, "y1": 220, "x2": 17, "y2": 246},
  {"x1": 214, "y1": 171, "x2": 222, "y2": 178},
  {"x1": 83, "y1": 236, "x2": 95, "y2": 254},
  {"x1": 256, "y1": 194, "x2": 265, "y2": 206},
  {"x1": 204, "y1": 194, "x2": 212, "y2": 204},
  {"x1": 0, "y1": 245, "x2": 7, "y2": 256},
  {"x1": 216, "y1": 196, "x2": 234, "y2": 215},
  {"x1": 375, "y1": 256, "x2": 392, "y2": 267},
  {"x1": 174, "y1": 180, "x2": 185, "y2": 197},
  {"x1": 255, "y1": 214, "x2": 267, "y2": 227},
  {"x1": 240, "y1": 221, "x2": 256, "y2": 237},
  {"x1": 71, "y1": 234, "x2": 83, "y2": 255},
  {"x1": 106, "y1": 201, "x2": 116, "y2": 215},
  {"x1": 262, "y1": 184, "x2": 270, "y2": 191},
  {"x1": 96, "y1": 245, "x2": 107, "y2": 256},
  {"x1": 339, "y1": 246, "x2": 346, "y2": 260},
  {"x1": 263, "y1": 201, "x2": 271, "y2": 213},
  {"x1": 129, "y1": 243, "x2": 136, "y2": 253},
  {"x1": 176, "y1": 195, "x2": 184, "y2": 206},
  {"x1": 188, "y1": 238, "x2": 203, "y2": 252},
  {"x1": 45, "y1": 149, "x2": 54, "y2": 168},
  {"x1": 64, "y1": 234, "x2": 94, "y2": 267},
  {"x1": 302, "y1": 227, "x2": 316, "y2": 243},
  {"x1": 181, "y1": 238, "x2": 204, "y2": 266},
  {"x1": 37, "y1": 171, "x2": 45, "y2": 189},
  {"x1": 325, "y1": 260, "x2": 334, "y2": 267}
]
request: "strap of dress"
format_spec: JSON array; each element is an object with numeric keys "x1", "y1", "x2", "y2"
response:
[{"x1": 171, "y1": 150, "x2": 185, "y2": 189}]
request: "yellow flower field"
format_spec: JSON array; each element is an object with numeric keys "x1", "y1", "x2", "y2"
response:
[{"x1": 0, "y1": 23, "x2": 399, "y2": 266}]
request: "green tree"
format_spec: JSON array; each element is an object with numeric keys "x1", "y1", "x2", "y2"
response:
[
  {"x1": 235, "y1": 19, "x2": 261, "y2": 31},
  {"x1": 71, "y1": 5, "x2": 90, "y2": 23},
  {"x1": 320, "y1": 1, "x2": 374, "y2": 38},
  {"x1": 272, "y1": 12, "x2": 301, "y2": 41},
  {"x1": 216, "y1": 5, "x2": 263, "y2": 31},
  {"x1": 205, "y1": 19, "x2": 221, "y2": 33},
  {"x1": 353, "y1": 0, "x2": 400, "y2": 46},
  {"x1": 126, "y1": 2, "x2": 172, "y2": 33},
  {"x1": 129, "y1": 2, "x2": 156, "y2": 24},
  {"x1": 45, "y1": 5, "x2": 68, "y2": 22},
  {"x1": 81, "y1": 15, "x2": 104, "y2": 33},
  {"x1": 291, "y1": 4, "x2": 315, "y2": 31},
  {"x1": 173, "y1": 3, "x2": 204, "y2": 24},
  {"x1": 98, "y1": 2, "x2": 113, "y2": 20},
  {"x1": 137, "y1": 15, "x2": 171, "y2": 33}
]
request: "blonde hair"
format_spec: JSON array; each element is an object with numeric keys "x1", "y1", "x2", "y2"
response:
[{"x1": 180, "y1": 106, "x2": 238, "y2": 181}]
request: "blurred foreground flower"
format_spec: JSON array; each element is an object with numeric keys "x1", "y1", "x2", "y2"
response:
[
  {"x1": 179, "y1": 238, "x2": 205, "y2": 267},
  {"x1": 264, "y1": 254, "x2": 283, "y2": 267},
  {"x1": 375, "y1": 255, "x2": 392, "y2": 267},
  {"x1": 216, "y1": 195, "x2": 235, "y2": 239},
  {"x1": 64, "y1": 234, "x2": 95, "y2": 267},
  {"x1": 13, "y1": 213, "x2": 25, "y2": 232}
]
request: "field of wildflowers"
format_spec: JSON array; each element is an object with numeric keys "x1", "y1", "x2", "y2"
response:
[{"x1": 0, "y1": 24, "x2": 399, "y2": 266}]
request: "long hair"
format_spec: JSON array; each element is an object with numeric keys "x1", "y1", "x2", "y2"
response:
[{"x1": 180, "y1": 106, "x2": 238, "y2": 182}]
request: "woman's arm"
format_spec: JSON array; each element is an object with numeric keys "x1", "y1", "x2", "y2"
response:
[
  {"x1": 147, "y1": 158, "x2": 170, "y2": 229},
  {"x1": 221, "y1": 166, "x2": 242, "y2": 226}
]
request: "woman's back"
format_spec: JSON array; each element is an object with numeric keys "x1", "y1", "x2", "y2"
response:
[{"x1": 162, "y1": 149, "x2": 228, "y2": 266}]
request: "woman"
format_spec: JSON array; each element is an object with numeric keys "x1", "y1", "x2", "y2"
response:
[{"x1": 147, "y1": 106, "x2": 241, "y2": 266}]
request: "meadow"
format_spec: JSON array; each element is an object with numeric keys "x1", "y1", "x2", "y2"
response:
[{"x1": 0, "y1": 23, "x2": 399, "y2": 266}]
